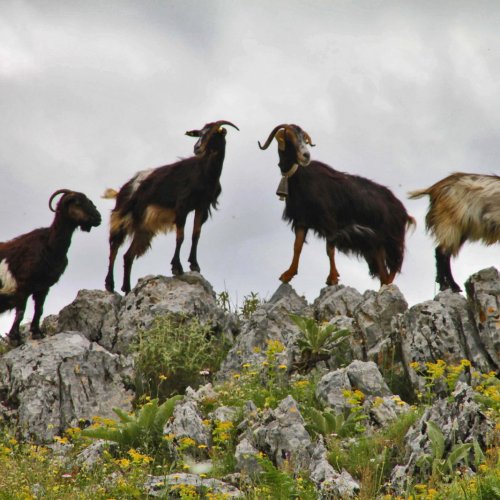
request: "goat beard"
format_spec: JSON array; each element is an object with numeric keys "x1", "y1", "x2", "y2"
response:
[{"x1": 79, "y1": 223, "x2": 93, "y2": 232}]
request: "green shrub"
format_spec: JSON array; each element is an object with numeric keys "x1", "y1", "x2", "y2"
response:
[
  {"x1": 82, "y1": 396, "x2": 182, "y2": 458},
  {"x1": 132, "y1": 314, "x2": 230, "y2": 399}
]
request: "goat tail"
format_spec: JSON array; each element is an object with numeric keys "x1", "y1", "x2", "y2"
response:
[
  {"x1": 102, "y1": 188, "x2": 118, "y2": 200},
  {"x1": 407, "y1": 188, "x2": 429, "y2": 200}
]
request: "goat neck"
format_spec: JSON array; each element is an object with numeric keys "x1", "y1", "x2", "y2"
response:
[{"x1": 47, "y1": 210, "x2": 79, "y2": 258}]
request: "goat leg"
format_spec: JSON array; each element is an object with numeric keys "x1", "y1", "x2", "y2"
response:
[
  {"x1": 171, "y1": 223, "x2": 185, "y2": 276},
  {"x1": 435, "y1": 246, "x2": 461, "y2": 292},
  {"x1": 188, "y1": 209, "x2": 207, "y2": 272},
  {"x1": 31, "y1": 289, "x2": 49, "y2": 339},
  {"x1": 8, "y1": 297, "x2": 28, "y2": 346},
  {"x1": 122, "y1": 231, "x2": 152, "y2": 293},
  {"x1": 105, "y1": 230, "x2": 126, "y2": 292},
  {"x1": 280, "y1": 227, "x2": 307, "y2": 283},
  {"x1": 325, "y1": 242, "x2": 340, "y2": 285}
]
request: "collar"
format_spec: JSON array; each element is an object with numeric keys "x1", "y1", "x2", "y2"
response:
[{"x1": 276, "y1": 163, "x2": 299, "y2": 201}]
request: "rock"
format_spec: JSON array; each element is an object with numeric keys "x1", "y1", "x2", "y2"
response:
[
  {"x1": 389, "y1": 382, "x2": 494, "y2": 493},
  {"x1": 465, "y1": 267, "x2": 500, "y2": 370},
  {"x1": 398, "y1": 288, "x2": 497, "y2": 390},
  {"x1": 210, "y1": 405, "x2": 238, "y2": 423},
  {"x1": 76, "y1": 440, "x2": 115, "y2": 469},
  {"x1": 367, "y1": 395, "x2": 410, "y2": 427},
  {"x1": 235, "y1": 438, "x2": 261, "y2": 477},
  {"x1": 145, "y1": 473, "x2": 243, "y2": 497},
  {"x1": 316, "y1": 361, "x2": 392, "y2": 411},
  {"x1": 308, "y1": 436, "x2": 359, "y2": 498},
  {"x1": 57, "y1": 290, "x2": 122, "y2": 350},
  {"x1": 250, "y1": 395, "x2": 312, "y2": 471},
  {"x1": 313, "y1": 285, "x2": 364, "y2": 321},
  {"x1": 217, "y1": 283, "x2": 309, "y2": 379},
  {"x1": 165, "y1": 399, "x2": 211, "y2": 448},
  {"x1": 0, "y1": 332, "x2": 133, "y2": 442},
  {"x1": 115, "y1": 273, "x2": 237, "y2": 354},
  {"x1": 354, "y1": 284, "x2": 408, "y2": 360}
]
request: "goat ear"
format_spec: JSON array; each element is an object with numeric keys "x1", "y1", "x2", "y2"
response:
[{"x1": 185, "y1": 129, "x2": 201, "y2": 137}]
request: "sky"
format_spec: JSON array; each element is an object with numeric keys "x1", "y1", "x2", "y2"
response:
[{"x1": 1, "y1": 0, "x2": 499, "y2": 333}]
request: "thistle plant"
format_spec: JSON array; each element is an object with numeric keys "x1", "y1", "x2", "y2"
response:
[{"x1": 290, "y1": 314, "x2": 350, "y2": 372}]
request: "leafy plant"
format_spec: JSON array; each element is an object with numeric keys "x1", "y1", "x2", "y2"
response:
[
  {"x1": 290, "y1": 314, "x2": 350, "y2": 372},
  {"x1": 82, "y1": 396, "x2": 182, "y2": 455},
  {"x1": 133, "y1": 314, "x2": 229, "y2": 399},
  {"x1": 416, "y1": 420, "x2": 472, "y2": 481},
  {"x1": 307, "y1": 406, "x2": 367, "y2": 438}
]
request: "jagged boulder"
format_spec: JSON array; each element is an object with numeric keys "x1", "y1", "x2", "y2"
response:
[
  {"x1": 217, "y1": 284, "x2": 309, "y2": 378},
  {"x1": 54, "y1": 273, "x2": 238, "y2": 354},
  {"x1": 313, "y1": 285, "x2": 364, "y2": 321},
  {"x1": 389, "y1": 382, "x2": 494, "y2": 494},
  {"x1": 465, "y1": 267, "x2": 500, "y2": 369},
  {"x1": 0, "y1": 332, "x2": 133, "y2": 442}
]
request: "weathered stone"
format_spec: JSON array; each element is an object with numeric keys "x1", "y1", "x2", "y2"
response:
[
  {"x1": 354, "y1": 284, "x2": 408, "y2": 360},
  {"x1": 250, "y1": 396, "x2": 312, "y2": 471},
  {"x1": 313, "y1": 285, "x2": 364, "y2": 321},
  {"x1": 234, "y1": 438, "x2": 261, "y2": 477},
  {"x1": 115, "y1": 273, "x2": 237, "y2": 354},
  {"x1": 145, "y1": 473, "x2": 243, "y2": 497},
  {"x1": 389, "y1": 382, "x2": 494, "y2": 493},
  {"x1": 218, "y1": 284, "x2": 309, "y2": 379},
  {"x1": 57, "y1": 289, "x2": 122, "y2": 350},
  {"x1": 366, "y1": 395, "x2": 410, "y2": 427},
  {"x1": 165, "y1": 399, "x2": 211, "y2": 447},
  {"x1": 0, "y1": 332, "x2": 133, "y2": 442},
  {"x1": 308, "y1": 436, "x2": 359, "y2": 498},
  {"x1": 316, "y1": 361, "x2": 391, "y2": 411},
  {"x1": 465, "y1": 267, "x2": 500, "y2": 370}
]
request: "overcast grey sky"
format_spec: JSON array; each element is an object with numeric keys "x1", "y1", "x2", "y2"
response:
[{"x1": 1, "y1": 0, "x2": 499, "y2": 333}]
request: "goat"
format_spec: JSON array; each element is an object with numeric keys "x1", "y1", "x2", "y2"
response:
[
  {"x1": 409, "y1": 172, "x2": 500, "y2": 292},
  {"x1": 0, "y1": 189, "x2": 101, "y2": 346},
  {"x1": 258, "y1": 124, "x2": 415, "y2": 287},
  {"x1": 104, "y1": 120, "x2": 239, "y2": 294}
]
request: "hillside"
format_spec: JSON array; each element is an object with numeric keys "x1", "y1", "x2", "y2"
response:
[{"x1": 0, "y1": 268, "x2": 498, "y2": 498}]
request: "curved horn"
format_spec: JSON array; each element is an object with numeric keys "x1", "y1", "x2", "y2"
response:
[
  {"x1": 49, "y1": 189, "x2": 73, "y2": 212},
  {"x1": 303, "y1": 131, "x2": 316, "y2": 147},
  {"x1": 214, "y1": 120, "x2": 239, "y2": 131},
  {"x1": 258, "y1": 124, "x2": 288, "y2": 150}
]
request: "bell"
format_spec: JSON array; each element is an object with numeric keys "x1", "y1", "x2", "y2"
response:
[{"x1": 276, "y1": 176, "x2": 289, "y2": 200}]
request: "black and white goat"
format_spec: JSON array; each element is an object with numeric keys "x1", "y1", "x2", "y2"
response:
[
  {"x1": 104, "y1": 120, "x2": 239, "y2": 293},
  {"x1": 259, "y1": 124, "x2": 415, "y2": 287},
  {"x1": 0, "y1": 189, "x2": 101, "y2": 345},
  {"x1": 409, "y1": 172, "x2": 500, "y2": 292}
]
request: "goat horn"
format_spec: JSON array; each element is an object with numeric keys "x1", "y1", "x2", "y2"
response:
[
  {"x1": 49, "y1": 189, "x2": 73, "y2": 212},
  {"x1": 214, "y1": 120, "x2": 239, "y2": 131},
  {"x1": 303, "y1": 131, "x2": 316, "y2": 147},
  {"x1": 258, "y1": 124, "x2": 289, "y2": 150}
]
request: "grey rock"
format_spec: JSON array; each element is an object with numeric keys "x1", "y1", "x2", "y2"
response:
[
  {"x1": 313, "y1": 285, "x2": 364, "y2": 321},
  {"x1": 465, "y1": 267, "x2": 500, "y2": 370},
  {"x1": 389, "y1": 382, "x2": 494, "y2": 493},
  {"x1": 234, "y1": 438, "x2": 261, "y2": 477},
  {"x1": 115, "y1": 273, "x2": 237, "y2": 354},
  {"x1": 210, "y1": 405, "x2": 238, "y2": 423},
  {"x1": 165, "y1": 399, "x2": 211, "y2": 447},
  {"x1": 250, "y1": 396, "x2": 312, "y2": 471},
  {"x1": 316, "y1": 361, "x2": 391, "y2": 411},
  {"x1": 354, "y1": 284, "x2": 408, "y2": 360},
  {"x1": 76, "y1": 440, "x2": 115, "y2": 469},
  {"x1": 218, "y1": 283, "x2": 309, "y2": 379},
  {"x1": 309, "y1": 436, "x2": 359, "y2": 498},
  {"x1": 145, "y1": 473, "x2": 243, "y2": 497},
  {"x1": 57, "y1": 289, "x2": 122, "y2": 350},
  {"x1": 346, "y1": 360, "x2": 392, "y2": 397},
  {"x1": 367, "y1": 395, "x2": 410, "y2": 427},
  {"x1": 0, "y1": 332, "x2": 133, "y2": 442}
]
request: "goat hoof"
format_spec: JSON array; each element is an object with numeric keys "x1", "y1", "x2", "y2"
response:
[
  {"x1": 189, "y1": 263, "x2": 201, "y2": 273},
  {"x1": 172, "y1": 266, "x2": 184, "y2": 276},
  {"x1": 31, "y1": 332, "x2": 44, "y2": 340},
  {"x1": 279, "y1": 271, "x2": 295, "y2": 283},
  {"x1": 7, "y1": 335, "x2": 22, "y2": 347},
  {"x1": 326, "y1": 276, "x2": 339, "y2": 286}
]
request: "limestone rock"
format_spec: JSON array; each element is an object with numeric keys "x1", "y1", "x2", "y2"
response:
[{"x1": 0, "y1": 332, "x2": 133, "y2": 442}]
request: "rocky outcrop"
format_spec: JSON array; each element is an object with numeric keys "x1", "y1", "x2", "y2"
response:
[{"x1": 0, "y1": 332, "x2": 133, "y2": 442}]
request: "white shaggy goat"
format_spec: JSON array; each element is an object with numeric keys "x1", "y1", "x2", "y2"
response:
[{"x1": 409, "y1": 172, "x2": 500, "y2": 292}]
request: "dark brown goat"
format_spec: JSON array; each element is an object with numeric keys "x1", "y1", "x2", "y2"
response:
[
  {"x1": 104, "y1": 120, "x2": 239, "y2": 293},
  {"x1": 0, "y1": 189, "x2": 101, "y2": 345},
  {"x1": 259, "y1": 124, "x2": 415, "y2": 287},
  {"x1": 409, "y1": 172, "x2": 500, "y2": 292}
]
